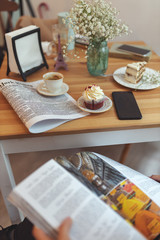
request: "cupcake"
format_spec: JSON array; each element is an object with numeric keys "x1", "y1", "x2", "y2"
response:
[{"x1": 83, "y1": 85, "x2": 105, "y2": 110}]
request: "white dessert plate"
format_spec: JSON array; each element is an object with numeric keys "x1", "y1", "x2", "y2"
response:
[
  {"x1": 37, "y1": 82, "x2": 69, "y2": 96},
  {"x1": 113, "y1": 67, "x2": 160, "y2": 90},
  {"x1": 77, "y1": 96, "x2": 112, "y2": 113}
]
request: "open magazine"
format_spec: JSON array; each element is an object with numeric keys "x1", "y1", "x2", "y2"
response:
[
  {"x1": 0, "y1": 79, "x2": 88, "y2": 133},
  {"x1": 8, "y1": 152, "x2": 160, "y2": 240}
]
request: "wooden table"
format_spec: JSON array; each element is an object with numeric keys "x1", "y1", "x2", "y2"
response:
[{"x1": 0, "y1": 41, "x2": 160, "y2": 223}]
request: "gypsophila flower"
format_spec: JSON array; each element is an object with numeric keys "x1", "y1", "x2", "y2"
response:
[
  {"x1": 136, "y1": 71, "x2": 160, "y2": 89},
  {"x1": 68, "y1": 0, "x2": 129, "y2": 42},
  {"x1": 142, "y1": 72, "x2": 160, "y2": 85}
]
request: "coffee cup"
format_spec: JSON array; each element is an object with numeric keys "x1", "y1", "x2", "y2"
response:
[{"x1": 43, "y1": 72, "x2": 63, "y2": 93}]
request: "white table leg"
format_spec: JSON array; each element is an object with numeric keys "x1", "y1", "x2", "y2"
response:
[{"x1": 0, "y1": 143, "x2": 22, "y2": 224}]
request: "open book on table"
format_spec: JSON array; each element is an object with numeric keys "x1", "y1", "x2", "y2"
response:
[
  {"x1": 0, "y1": 79, "x2": 88, "y2": 133},
  {"x1": 8, "y1": 152, "x2": 160, "y2": 240}
]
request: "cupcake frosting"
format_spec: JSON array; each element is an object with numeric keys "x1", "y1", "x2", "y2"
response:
[{"x1": 83, "y1": 85, "x2": 104, "y2": 101}]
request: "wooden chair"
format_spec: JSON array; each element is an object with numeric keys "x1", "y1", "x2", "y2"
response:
[{"x1": 0, "y1": 0, "x2": 19, "y2": 34}]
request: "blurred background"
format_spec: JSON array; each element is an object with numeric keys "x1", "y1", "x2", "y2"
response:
[{"x1": 0, "y1": 0, "x2": 160, "y2": 55}]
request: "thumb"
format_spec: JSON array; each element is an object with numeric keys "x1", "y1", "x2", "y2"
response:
[
  {"x1": 58, "y1": 217, "x2": 72, "y2": 240},
  {"x1": 150, "y1": 175, "x2": 160, "y2": 183},
  {"x1": 32, "y1": 226, "x2": 53, "y2": 240}
]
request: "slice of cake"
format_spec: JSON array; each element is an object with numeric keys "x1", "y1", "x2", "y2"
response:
[
  {"x1": 125, "y1": 61, "x2": 147, "y2": 84},
  {"x1": 83, "y1": 84, "x2": 105, "y2": 110}
]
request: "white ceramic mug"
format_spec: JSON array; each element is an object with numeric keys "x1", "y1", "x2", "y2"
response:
[{"x1": 43, "y1": 72, "x2": 63, "y2": 93}]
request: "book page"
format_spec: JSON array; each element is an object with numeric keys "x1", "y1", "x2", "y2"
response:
[
  {"x1": 9, "y1": 159, "x2": 145, "y2": 240},
  {"x1": 0, "y1": 79, "x2": 88, "y2": 133}
]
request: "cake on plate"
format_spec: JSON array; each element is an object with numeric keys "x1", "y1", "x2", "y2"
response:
[
  {"x1": 83, "y1": 85, "x2": 105, "y2": 110},
  {"x1": 125, "y1": 61, "x2": 147, "y2": 84}
]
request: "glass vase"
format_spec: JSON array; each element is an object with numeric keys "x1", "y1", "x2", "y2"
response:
[{"x1": 87, "y1": 40, "x2": 109, "y2": 76}]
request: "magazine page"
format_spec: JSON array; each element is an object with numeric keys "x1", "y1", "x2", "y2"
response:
[
  {"x1": 0, "y1": 79, "x2": 88, "y2": 133},
  {"x1": 8, "y1": 159, "x2": 145, "y2": 240},
  {"x1": 95, "y1": 153, "x2": 160, "y2": 205},
  {"x1": 59, "y1": 152, "x2": 160, "y2": 240}
]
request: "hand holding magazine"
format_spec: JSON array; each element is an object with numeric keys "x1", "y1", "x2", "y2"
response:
[
  {"x1": 8, "y1": 152, "x2": 160, "y2": 240},
  {"x1": 0, "y1": 79, "x2": 88, "y2": 133}
]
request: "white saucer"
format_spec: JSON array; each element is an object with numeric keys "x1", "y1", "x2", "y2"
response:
[
  {"x1": 113, "y1": 67, "x2": 160, "y2": 90},
  {"x1": 77, "y1": 96, "x2": 112, "y2": 113},
  {"x1": 37, "y1": 82, "x2": 69, "y2": 96}
]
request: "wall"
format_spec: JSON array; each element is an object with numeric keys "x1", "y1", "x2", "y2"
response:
[
  {"x1": 22, "y1": 0, "x2": 72, "y2": 19},
  {"x1": 110, "y1": 0, "x2": 160, "y2": 55}
]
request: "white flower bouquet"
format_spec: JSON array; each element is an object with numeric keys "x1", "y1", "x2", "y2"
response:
[{"x1": 68, "y1": 0, "x2": 129, "y2": 42}]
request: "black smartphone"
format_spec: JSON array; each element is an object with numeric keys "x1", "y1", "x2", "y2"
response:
[
  {"x1": 112, "y1": 91, "x2": 142, "y2": 120},
  {"x1": 117, "y1": 44, "x2": 151, "y2": 56}
]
